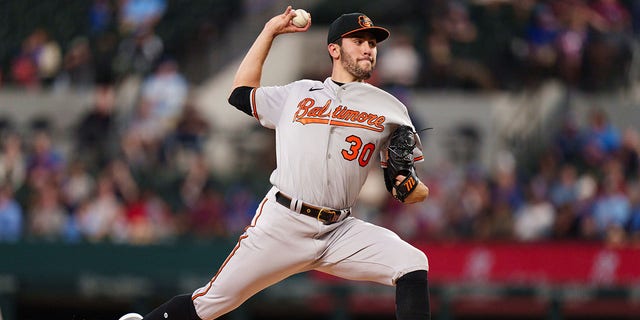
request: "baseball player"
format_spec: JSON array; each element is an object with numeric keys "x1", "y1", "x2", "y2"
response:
[{"x1": 120, "y1": 6, "x2": 431, "y2": 320}]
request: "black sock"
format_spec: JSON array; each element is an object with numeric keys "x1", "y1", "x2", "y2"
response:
[
  {"x1": 396, "y1": 270, "x2": 431, "y2": 320},
  {"x1": 143, "y1": 294, "x2": 201, "y2": 320}
]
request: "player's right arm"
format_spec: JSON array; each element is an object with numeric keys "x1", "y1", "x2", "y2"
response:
[
  {"x1": 230, "y1": 6, "x2": 310, "y2": 91},
  {"x1": 228, "y1": 6, "x2": 310, "y2": 115}
]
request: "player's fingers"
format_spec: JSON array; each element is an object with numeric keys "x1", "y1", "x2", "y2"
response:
[
  {"x1": 395, "y1": 175, "x2": 406, "y2": 185},
  {"x1": 294, "y1": 19, "x2": 312, "y2": 31},
  {"x1": 283, "y1": 19, "x2": 311, "y2": 33},
  {"x1": 286, "y1": 8, "x2": 311, "y2": 32},
  {"x1": 304, "y1": 15, "x2": 312, "y2": 28},
  {"x1": 265, "y1": 7, "x2": 298, "y2": 35},
  {"x1": 303, "y1": 12, "x2": 312, "y2": 30}
]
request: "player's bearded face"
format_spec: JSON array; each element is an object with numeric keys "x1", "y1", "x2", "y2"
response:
[{"x1": 340, "y1": 46, "x2": 375, "y2": 81}]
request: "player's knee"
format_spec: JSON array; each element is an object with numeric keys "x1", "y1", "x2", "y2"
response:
[
  {"x1": 422, "y1": 251, "x2": 429, "y2": 271},
  {"x1": 410, "y1": 247, "x2": 429, "y2": 271}
]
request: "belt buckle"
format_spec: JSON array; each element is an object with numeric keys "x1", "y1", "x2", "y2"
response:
[{"x1": 318, "y1": 207, "x2": 338, "y2": 224}]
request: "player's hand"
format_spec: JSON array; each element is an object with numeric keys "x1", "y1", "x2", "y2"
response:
[
  {"x1": 392, "y1": 175, "x2": 429, "y2": 204},
  {"x1": 391, "y1": 175, "x2": 407, "y2": 198},
  {"x1": 264, "y1": 6, "x2": 311, "y2": 36},
  {"x1": 394, "y1": 175, "x2": 406, "y2": 186}
]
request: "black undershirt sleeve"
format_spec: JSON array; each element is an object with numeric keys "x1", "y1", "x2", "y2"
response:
[{"x1": 227, "y1": 86, "x2": 255, "y2": 116}]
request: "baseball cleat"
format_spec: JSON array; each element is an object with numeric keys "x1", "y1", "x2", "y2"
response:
[{"x1": 118, "y1": 312, "x2": 143, "y2": 320}]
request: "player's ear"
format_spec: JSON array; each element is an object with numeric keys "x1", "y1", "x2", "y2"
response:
[{"x1": 328, "y1": 43, "x2": 340, "y2": 59}]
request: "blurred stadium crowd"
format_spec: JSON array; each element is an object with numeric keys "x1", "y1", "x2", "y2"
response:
[{"x1": 0, "y1": 0, "x2": 639, "y2": 246}]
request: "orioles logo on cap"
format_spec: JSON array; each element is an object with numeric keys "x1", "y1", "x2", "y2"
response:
[{"x1": 358, "y1": 15, "x2": 374, "y2": 28}]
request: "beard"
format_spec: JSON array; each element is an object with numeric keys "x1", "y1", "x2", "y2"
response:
[{"x1": 340, "y1": 48, "x2": 374, "y2": 81}]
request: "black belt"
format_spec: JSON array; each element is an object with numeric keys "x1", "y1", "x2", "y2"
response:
[{"x1": 275, "y1": 192, "x2": 350, "y2": 225}]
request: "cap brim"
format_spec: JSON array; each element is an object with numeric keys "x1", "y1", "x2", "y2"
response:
[{"x1": 341, "y1": 26, "x2": 390, "y2": 43}]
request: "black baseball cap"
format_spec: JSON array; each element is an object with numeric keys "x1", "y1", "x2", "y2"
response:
[{"x1": 327, "y1": 13, "x2": 390, "y2": 45}]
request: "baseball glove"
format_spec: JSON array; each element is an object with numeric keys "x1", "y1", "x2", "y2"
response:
[{"x1": 384, "y1": 125, "x2": 420, "y2": 202}]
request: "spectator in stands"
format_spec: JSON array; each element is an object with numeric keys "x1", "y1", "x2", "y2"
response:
[
  {"x1": 89, "y1": 0, "x2": 116, "y2": 36},
  {"x1": 591, "y1": 158, "x2": 631, "y2": 242},
  {"x1": 119, "y1": 59, "x2": 189, "y2": 170},
  {"x1": 514, "y1": 176, "x2": 556, "y2": 241},
  {"x1": 106, "y1": 159, "x2": 140, "y2": 205},
  {"x1": 0, "y1": 131, "x2": 27, "y2": 191},
  {"x1": 25, "y1": 125, "x2": 65, "y2": 188},
  {"x1": 26, "y1": 182, "x2": 69, "y2": 241},
  {"x1": 443, "y1": 0, "x2": 495, "y2": 90},
  {"x1": 573, "y1": 174, "x2": 599, "y2": 239},
  {"x1": 74, "y1": 83, "x2": 119, "y2": 171},
  {"x1": 177, "y1": 152, "x2": 212, "y2": 210},
  {"x1": 553, "y1": 0, "x2": 592, "y2": 87},
  {"x1": 112, "y1": 28, "x2": 164, "y2": 78},
  {"x1": 161, "y1": 102, "x2": 211, "y2": 168},
  {"x1": 447, "y1": 168, "x2": 492, "y2": 238},
  {"x1": 470, "y1": 0, "x2": 527, "y2": 90},
  {"x1": 0, "y1": 183, "x2": 23, "y2": 242},
  {"x1": 584, "y1": 0, "x2": 633, "y2": 89},
  {"x1": 522, "y1": 2, "x2": 561, "y2": 84},
  {"x1": 120, "y1": 98, "x2": 166, "y2": 169},
  {"x1": 182, "y1": 181, "x2": 227, "y2": 239},
  {"x1": 55, "y1": 37, "x2": 95, "y2": 91},
  {"x1": 124, "y1": 188, "x2": 175, "y2": 244},
  {"x1": 60, "y1": 160, "x2": 96, "y2": 213},
  {"x1": 30, "y1": 29, "x2": 62, "y2": 88},
  {"x1": 549, "y1": 164, "x2": 579, "y2": 207},
  {"x1": 139, "y1": 58, "x2": 189, "y2": 137},
  {"x1": 554, "y1": 111, "x2": 583, "y2": 165},
  {"x1": 75, "y1": 173, "x2": 126, "y2": 242},
  {"x1": 424, "y1": 0, "x2": 494, "y2": 90},
  {"x1": 173, "y1": 103, "x2": 211, "y2": 153},
  {"x1": 580, "y1": 108, "x2": 621, "y2": 169},
  {"x1": 118, "y1": 0, "x2": 167, "y2": 35},
  {"x1": 490, "y1": 151, "x2": 524, "y2": 214},
  {"x1": 11, "y1": 31, "x2": 42, "y2": 89}
]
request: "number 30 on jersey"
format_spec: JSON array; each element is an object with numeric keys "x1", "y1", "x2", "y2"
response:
[{"x1": 341, "y1": 135, "x2": 375, "y2": 167}]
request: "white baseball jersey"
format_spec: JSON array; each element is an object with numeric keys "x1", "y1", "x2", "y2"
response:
[
  {"x1": 251, "y1": 77, "x2": 424, "y2": 209},
  {"x1": 192, "y1": 78, "x2": 428, "y2": 320}
]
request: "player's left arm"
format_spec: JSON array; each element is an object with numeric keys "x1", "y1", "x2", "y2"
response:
[{"x1": 383, "y1": 125, "x2": 429, "y2": 204}]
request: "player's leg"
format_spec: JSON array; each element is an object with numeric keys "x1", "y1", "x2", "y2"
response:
[
  {"x1": 314, "y1": 218, "x2": 430, "y2": 320},
  {"x1": 147, "y1": 189, "x2": 317, "y2": 320},
  {"x1": 395, "y1": 269, "x2": 430, "y2": 320},
  {"x1": 120, "y1": 191, "x2": 316, "y2": 320}
]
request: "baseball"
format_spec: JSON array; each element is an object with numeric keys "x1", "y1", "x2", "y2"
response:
[{"x1": 292, "y1": 9, "x2": 310, "y2": 27}]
